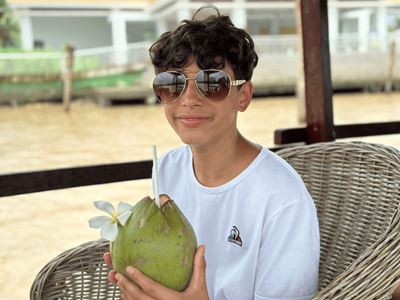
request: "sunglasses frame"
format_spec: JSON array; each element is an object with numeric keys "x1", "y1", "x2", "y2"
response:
[{"x1": 152, "y1": 69, "x2": 246, "y2": 104}]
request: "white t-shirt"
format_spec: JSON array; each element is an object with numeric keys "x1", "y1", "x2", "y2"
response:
[{"x1": 157, "y1": 145, "x2": 320, "y2": 300}]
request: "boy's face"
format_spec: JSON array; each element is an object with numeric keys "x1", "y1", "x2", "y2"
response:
[{"x1": 162, "y1": 58, "x2": 252, "y2": 148}]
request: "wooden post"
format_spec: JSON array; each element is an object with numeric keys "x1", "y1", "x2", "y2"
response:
[
  {"x1": 63, "y1": 45, "x2": 74, "y2": 113},
  {"x1": 299, "y1": 0, "x2": 335, "y2": 143},
  {"x1": 295, "y1": 0, "x2": 306, "y2": 124},
  {"x1": 385, "y1": 41, "x2": 396, "y2": 94}
]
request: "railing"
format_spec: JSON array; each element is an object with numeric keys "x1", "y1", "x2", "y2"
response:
[
  {"x1": 253, "y1": 33, "x2": 399, "y2": 55},
  {"x1": 1, "y1": 34, "x2": 398, "y2": 76},
  {"x1": 73, "y1": 41, "x2": 152, "y2": 72},
  {"x1": 0, "y1": 160, "x2": 153, "y2": 197},
  {"x1": 0, "y1": 41, "x2": 152, "y2": 76},
  {"x1": 0, "y1": 147, "x2": 286, "y2": 197},
  {"x1": 0, "y1": 51, "x2": 64, "y2": 76}
]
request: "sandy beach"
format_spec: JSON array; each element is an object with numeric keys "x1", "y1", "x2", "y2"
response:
[{"x1": 0, "y1": 92, "x2": 399, "y2": 299}]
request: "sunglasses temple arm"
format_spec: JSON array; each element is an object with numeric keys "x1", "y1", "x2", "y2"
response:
[{"x1": 231, "y1": 80, "x2": 246, "y2": 86}]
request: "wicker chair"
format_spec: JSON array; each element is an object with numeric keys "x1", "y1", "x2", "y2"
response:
[
  {"x1": 30, "y1": 141, "x2": 400, "y2": 300},
  {"x1": 277, "y1": 141, "x2": 400, "y2": 299}
]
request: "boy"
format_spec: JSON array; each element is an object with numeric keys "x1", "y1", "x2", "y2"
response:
[{"x1": 105, "y1": 6, "x2": 320, "y2": 300}]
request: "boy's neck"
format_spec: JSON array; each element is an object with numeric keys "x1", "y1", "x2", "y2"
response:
[{"x1": 190, "y1": 132, "x2": 260, "y2": 187}]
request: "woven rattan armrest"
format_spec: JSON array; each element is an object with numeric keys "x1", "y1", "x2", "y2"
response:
[
  {"x1": 30, "y1": 239, "x2": 119, "y2": 300},
  {"x1": 311, "y1": 208, "x2": 400, "y2": 299}
]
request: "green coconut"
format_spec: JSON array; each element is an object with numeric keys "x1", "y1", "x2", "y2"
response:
[{"x1": 111, "y1": 194, "x2": 197, "y2": 291}]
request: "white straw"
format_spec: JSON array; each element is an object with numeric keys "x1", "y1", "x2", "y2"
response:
[{"x1": 152, "y1": 145, "x2": 161, "y2": 207}]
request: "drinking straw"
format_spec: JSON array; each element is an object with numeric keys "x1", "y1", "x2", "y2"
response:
[{"x1": 152, "y1": 145, "x2": 161, "y2": 207}]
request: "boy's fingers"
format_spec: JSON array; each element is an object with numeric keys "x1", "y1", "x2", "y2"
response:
[
  {"x1": 125, "y1": 267, "x2": 171, "y2": 299},
  {"x1": 115, "y1": 273, "x2": 153, "y2": 300},
  {"x1": 103, "y1": 252, "x2": 113, "y2": 268},
  {"x1": 104, "y1": 252, "x2": 117, "y2": 285},
  {"x1": 108, "y1": 270, "x2": 117, "y2": 284},
  {"x1": 189, "y1": 245, "x2": 207, "y2": 290}
]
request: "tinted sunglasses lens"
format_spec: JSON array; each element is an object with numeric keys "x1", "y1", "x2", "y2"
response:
[
  {"x1": 196, "y1": 70, "x2": 230, "y2": 101},
  {"x1": 153, "y1": 72, "x2": 185, "y2": 103}
]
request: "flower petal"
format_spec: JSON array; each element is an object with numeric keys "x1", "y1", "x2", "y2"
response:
[
  {"x1": 118, "y1": 210, "x2": 132, "y2": 226},
  {"x1": 89, "y1": 216, "x2": 110, "y2": 228},
  {"x1": 117, "y1": 202, "x2": 133, "y2": 214},
  {"x1": 100, "y1": 222, "x2": 118, "y2": 241},
  {"x1": 94, "y1": 201, "x2": 115, "y2": 215}
]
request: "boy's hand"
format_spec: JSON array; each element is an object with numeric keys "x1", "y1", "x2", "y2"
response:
[
  {"x1": 103, "y1": 246, "x2": 209, "y2": 300},
  {"x1": 103, "y1": 251, "x2": 118, "y2": 284}
]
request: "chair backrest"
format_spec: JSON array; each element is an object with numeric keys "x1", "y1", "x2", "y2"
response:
[
  {"x1": 276, "y1": 141, "x2": 400, "y2": 289},
  {"x1": 30, "y1": 239, "x2": 118, "y2": 300}
]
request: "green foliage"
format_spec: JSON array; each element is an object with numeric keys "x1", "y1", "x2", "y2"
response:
[{"x1": 0, "y1": 0, "x2": 20, "y2": 47}]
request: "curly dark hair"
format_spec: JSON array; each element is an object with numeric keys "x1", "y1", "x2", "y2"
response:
[{"x1": 149, "y1": 14, "x2": 258, "y2": 81}]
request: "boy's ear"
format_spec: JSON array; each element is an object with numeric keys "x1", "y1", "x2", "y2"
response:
[{"x1": 238, "y1": 81, "x2": 253, "y2": 112}]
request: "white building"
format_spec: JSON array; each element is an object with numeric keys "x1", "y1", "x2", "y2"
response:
[
  {"x1": 7, "y1": 0, "x2": 400, "y2": 54},
  {"x1": 4, "y1": 0, "x2": 400, "y2": 96}
]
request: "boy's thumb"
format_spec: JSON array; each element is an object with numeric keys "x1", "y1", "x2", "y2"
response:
[{"x1": 189, "y1": 245, "x2": 207, "y2": 289}]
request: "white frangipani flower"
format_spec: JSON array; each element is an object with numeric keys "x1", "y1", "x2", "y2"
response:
[{"x1": 89, "y1": 200, "x2": 133, "y2": 241}]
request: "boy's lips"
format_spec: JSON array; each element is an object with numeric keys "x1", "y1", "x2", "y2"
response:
[{"x1": 174, "y1": 113, "x2": 211, "y2": 127}]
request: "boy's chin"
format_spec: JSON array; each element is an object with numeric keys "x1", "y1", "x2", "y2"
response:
[{"x1": 178, "y1": 134, "x2": 208, "y2": 147}]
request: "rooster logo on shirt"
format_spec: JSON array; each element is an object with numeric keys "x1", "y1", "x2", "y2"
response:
[{"x1": 228, "y1": 225, "x2": 243, "y2": 246}]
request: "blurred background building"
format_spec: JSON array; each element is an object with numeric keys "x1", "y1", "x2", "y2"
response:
[
  {"x1": 7, "y1": 0, "x2": 400, "y2": 51},
  {"x1": 3, "y1": 0, "x2": 400, "y2": 100}
]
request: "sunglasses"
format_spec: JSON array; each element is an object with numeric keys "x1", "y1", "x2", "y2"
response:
[{"x1": 152, "y1": 69, "x2": 246, "y2": 104}]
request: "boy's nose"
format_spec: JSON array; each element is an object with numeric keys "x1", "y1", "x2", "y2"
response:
[{"x1": 180, "y1": 79, "x2": 203, "y2": 106}]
